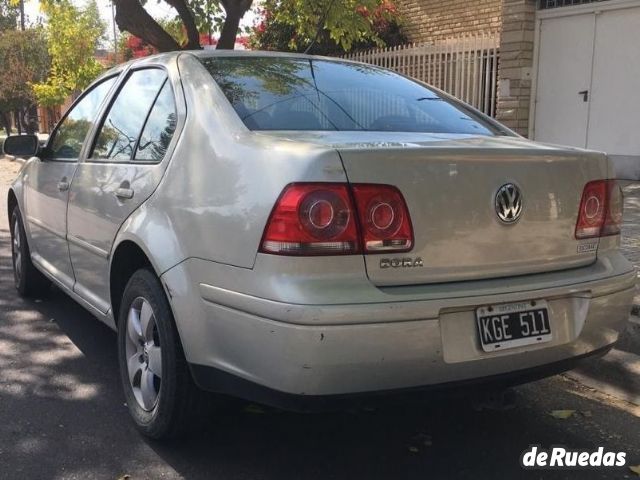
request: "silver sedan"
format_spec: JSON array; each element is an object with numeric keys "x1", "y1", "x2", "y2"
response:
[{"x1": 4, "y1": 51, "x2": 635, "y2": 439}]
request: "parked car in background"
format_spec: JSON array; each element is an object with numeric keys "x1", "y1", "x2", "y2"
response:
[{"x1": 4, "y1": 51, "x2": 635, "y2": 439}]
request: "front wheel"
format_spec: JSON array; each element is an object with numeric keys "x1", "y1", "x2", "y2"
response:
[
  {"x1": 10, "y1": 207, "x2": 50, "y2": 297},
  {"x1": 117, "y1": 268, "x2": 210, "y2": 439}
]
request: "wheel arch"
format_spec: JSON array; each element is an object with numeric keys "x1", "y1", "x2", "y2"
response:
[
  {"x1": 109, "y1": 199, "x2": 186, "y2": 321},
  {"x1": 7, "y1": 188, "x2": 17, "y2": 223},
  {"x1": 109, "y1": 240, "x2": 157, "y2": 325}
]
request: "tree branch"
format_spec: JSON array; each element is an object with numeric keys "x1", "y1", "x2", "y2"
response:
[
  {"x1": 164, "y1": 0, "x2": 201, "y2": 49},
  {"x1": 113, "y1": 0, "x2": 181, "y2": 52}
]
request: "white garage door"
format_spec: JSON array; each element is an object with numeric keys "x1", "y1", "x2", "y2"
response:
[{"x1": 534, "y1": 1, "x2": 640, "y2": 176}]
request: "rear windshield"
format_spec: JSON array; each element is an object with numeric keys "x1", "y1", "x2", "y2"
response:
[{"x1": 199, "y1": 57, "x2": 496, "y2": 135}]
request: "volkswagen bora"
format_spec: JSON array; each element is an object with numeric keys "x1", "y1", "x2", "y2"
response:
[{"x1": 4, "y1": 51, "x2": 635, "y2": 438}]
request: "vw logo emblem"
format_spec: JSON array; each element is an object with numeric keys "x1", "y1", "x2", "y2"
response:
[{"x1": 495, "y1": 183, "x2": 523, "y2": 224}]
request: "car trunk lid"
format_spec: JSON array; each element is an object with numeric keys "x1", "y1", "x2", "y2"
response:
[{"x1": 257, "y1": 132, "x2": 609, "y2": 286}]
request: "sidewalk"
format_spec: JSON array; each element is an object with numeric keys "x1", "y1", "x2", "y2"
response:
[{"x1": 0, "y1": 156, "x2": 22, "y2": 184}]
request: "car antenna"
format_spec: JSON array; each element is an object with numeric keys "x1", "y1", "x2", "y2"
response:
[{"x1": 304, "y1": 0, "x2": 337, "y2": 55}]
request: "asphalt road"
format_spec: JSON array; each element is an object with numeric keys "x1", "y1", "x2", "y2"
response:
[{"x1": 0, "y1": 158, "x2": 639, "y2": 480}]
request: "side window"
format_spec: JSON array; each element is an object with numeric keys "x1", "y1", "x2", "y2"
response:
[
  {"x1": 49, "y1": 77, "x2": 117, "y2": 159},
  {"x1": 91, "y1": 69, "x2": 167, "y2": 162},
  {"x1": 134, "y1": 81, "x2": 177, "y2": 163}
]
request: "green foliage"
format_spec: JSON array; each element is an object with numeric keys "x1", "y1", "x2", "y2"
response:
[
  {"x1": 32, "y1": 0, "x2": 106, "y2": 107},
  {"x1": 0, "y1": 29, "x2": 49, "y2": 111},
  {"x1": 160, "y1": 17, "x2": 189, "y2": 45},
  {"x1": 187, "y1": 0, "x2": 224, "y2": 36},
  {"x1": 250, "y1": 0, "x2": 405, "y2": 54},
  {"x1": 0, "y1": 0, "x2": 18, "y2": 31}
]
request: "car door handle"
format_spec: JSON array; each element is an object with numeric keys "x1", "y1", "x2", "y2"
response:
[
  {"x1": 57, "y1": 181, "x2": 70, "y2": 192},
  {"x1": 115, "y1": 187, "x2": 134, "y2": 200}
]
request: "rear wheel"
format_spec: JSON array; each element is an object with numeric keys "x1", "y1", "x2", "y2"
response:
[
  {"x1": 117, "y1": 268, "x2": 210, "y2": 439},
  {"x1": 10, "y1": 207, "x2": 50, "y2": 297}
]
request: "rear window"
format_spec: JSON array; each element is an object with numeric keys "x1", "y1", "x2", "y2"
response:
[{"x1": 199, "y1": 56, "x2": 495, "y2": 135}]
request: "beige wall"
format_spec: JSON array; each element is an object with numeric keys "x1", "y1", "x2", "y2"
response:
[{"x1": 396, "y1": 0, "x2": 503, "y2": 42}]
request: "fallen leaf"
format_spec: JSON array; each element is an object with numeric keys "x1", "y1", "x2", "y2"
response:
[
  {"x1": 117, "y1": 475, "x2": 131, "y2": 480},
  {"x1": 629, "y1": 465, "x2": 640, "y2": 476},
  {"x1": 243, "y1": 404, "x2": 265, "y2": 415},
  {"x1": 408, "y1": 446, "x2": 419, "y2": 453},
  {"x1": 412, "y1": 432, "x2": 432, "y2": 446},
  {"x1": 549, "y1": 410, "x2": 575, "y2": 419}
]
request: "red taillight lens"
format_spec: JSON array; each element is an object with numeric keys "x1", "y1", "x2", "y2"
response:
[
  {"x1": 602, "y1": 180, "x2": 623, "y2": 236},
  {"x1": 260, "y1": 183, "x2": 360, "y2": 255},
  {"x1": 260, "y1": 183, "x2": 414, "y2": 256},
  {"x1": 575, "y1": 180, "x2": 622, "y2": 239},
  {"x1": 351, "y1": 184, "x2": 414, "y2": 253}
]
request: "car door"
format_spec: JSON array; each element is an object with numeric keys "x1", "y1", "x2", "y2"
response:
[
  {"x1": 67, "y1": 67, "x2": 179, "y2": 313},
  {"x1": 23, "y1": 76, "x2": 118, "y2": 290}
]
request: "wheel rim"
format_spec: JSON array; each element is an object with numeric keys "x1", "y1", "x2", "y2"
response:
[
  {"x1": 12, "y1": 219, "x2": 22, "y2": 284},
  {"x1": 125, "y1": 297, "x2": 162, "y2": 411}
]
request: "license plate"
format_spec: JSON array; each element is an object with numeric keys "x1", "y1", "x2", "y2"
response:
[{"x1": 476, "y1": 300, "x2": 552, "y2": 352}]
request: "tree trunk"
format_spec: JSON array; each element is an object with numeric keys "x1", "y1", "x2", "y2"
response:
[
  {"x1": 217, "y1": 9, "x2": 242, "y2": 49},
  {"x1": 0, "y1": 111, "x2": 10, "y2": 137},
  {"x1": 217, "y1": 0, "x2": 253, "y2": 50},
  {"x1": 14, "y1": 110, "x2": 22, "y2": 135},
  {"x1": 25, "y1": 105, "x2": 38, "y2": 134},
  {"x1": 113, "y1": 0, "x2": 181, "y2": 52}
]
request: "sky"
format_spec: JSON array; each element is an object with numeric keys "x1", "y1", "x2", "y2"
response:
[{"x1": 23, "y1": 0, "x2": 260, "y2": 49}]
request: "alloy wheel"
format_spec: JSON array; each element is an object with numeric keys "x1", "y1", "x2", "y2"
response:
[
  {"x1": 125, "y1": 297, "x2": 163, "y2": 411},
  {"x1": 12, "y1": 219, "x2": 22, "y2": 285}
]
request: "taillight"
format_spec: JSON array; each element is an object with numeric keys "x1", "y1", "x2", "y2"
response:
[
  {"x1": 575, "y1": 180, "x2": 622, "y2": 239},
  {"x1": 351, "y1": 184, "x2": 413, "y2": 253},
  {"x1": 602, "y1": 180, "x2": 623, "y2": 236},
  {"x1": 260, "y1": 183, "x2": 414, "y2": 256},
  {"x1": 260, "y1": 183, "x2": 360, "y2": 255}
]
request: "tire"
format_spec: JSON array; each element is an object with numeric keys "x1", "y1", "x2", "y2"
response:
[
  {"x1": 10, "y1": 206, "x2": 50, "y2": 297},
  {"x1": 117, "y1": 268, "x2": 209, "y2": 439}
]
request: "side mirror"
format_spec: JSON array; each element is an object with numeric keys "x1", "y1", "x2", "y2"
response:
[{"x1": 2, "y1": 134, "x2": 40, "y2": 158}]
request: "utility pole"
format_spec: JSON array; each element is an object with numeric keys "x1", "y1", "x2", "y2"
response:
[
  {"x1": 112, "y1": 0, "x2": 118, "y2": 63},
  {"x1": 19, "y1": 0, "x2": 24, "y2": 30},
  {"x1": 16, "y1": 0, "x2": 25, "y2": 135}
]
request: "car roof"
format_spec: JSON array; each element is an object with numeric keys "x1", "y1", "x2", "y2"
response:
[
  {"x1": 100, "y1": 49, "x2": 351, "y2": 77},
  {"x1": 187, "y1": 49, "x2": 339, "y2": 62}
]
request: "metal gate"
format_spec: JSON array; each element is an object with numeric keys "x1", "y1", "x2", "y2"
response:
[{"x1": 341, "y1": 32, "x2": 500, "y2": 117}]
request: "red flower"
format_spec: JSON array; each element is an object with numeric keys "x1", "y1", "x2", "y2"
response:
[{"x1": 356, "y1": 5, "x2": 370, "y2": 17}]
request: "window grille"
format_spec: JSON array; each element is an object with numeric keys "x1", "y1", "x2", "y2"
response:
[{"x1": 540, "y1": 0, "x2": 609, "y2": 9}]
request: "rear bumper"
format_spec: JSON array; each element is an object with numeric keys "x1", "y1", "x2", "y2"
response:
[
  {"x1": 161, "y1": 251, "x2": 636, "y2": 400},
  {"x1": 189, "y1": 344, "x2": 615, "y2": 411}
]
